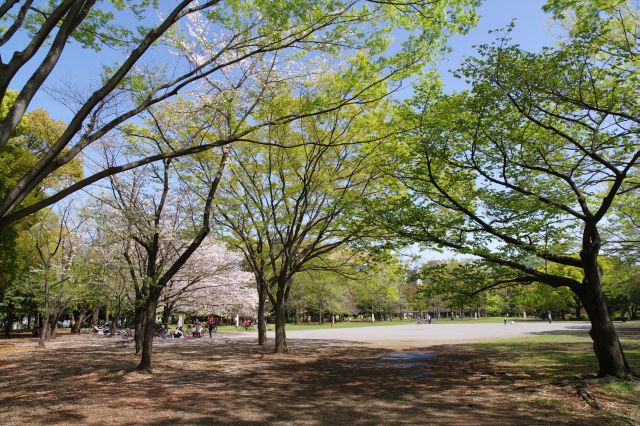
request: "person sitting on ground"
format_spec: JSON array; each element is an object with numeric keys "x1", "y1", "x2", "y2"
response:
[
  {"x1": 174, "y1": 326, "x2": 184, "y2": 338},
  {"x1": 162, "y1": 326, "x2": 171, "y2": 339}
]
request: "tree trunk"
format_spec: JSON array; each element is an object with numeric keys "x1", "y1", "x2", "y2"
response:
[
  {"x1": 73, "y1": 311, "x2": 86, "y2": 333},
  {"x1": 138, "y1": 297, "x2": 158, "y2": 371},
  {"x1": 38, "y1": 313, "x2": 49, "y2": 348},
  {"x1": 257, "y1": 280, "x2": 267, "y2": 345},
  {"x1": 111, "y1": 311, "x2": 120, "y2": 336},
  {"x1": 90, "y1": 305, "x2": 99, "y2": 327},
  {"x1": 49, "y1": 312, "x2": 58, "y2": 338},
  {"x1": 134, "y1": 304, "x2": 145, "y2": 354},
  {"x1": 579, "y1": 251, "x2": 634, "y2": 378},
  {"x1": 4, "y1": 306, "x2": 13, "y2": 336},
  {"x1": 161, "y1": 304, "x2": 172, "y2": 326},
  {"x1": 274, "y1": 301, "x2": 288, "y2": 353}
]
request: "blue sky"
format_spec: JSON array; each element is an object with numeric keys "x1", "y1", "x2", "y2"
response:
[
  {"x1": 410, "y1": 0, "x2": 564, "y2": 263},
  {"x1": 11, "y1": 1, "x2": 563, "y2": 122},
  {"x1": 440, "y1": 0, "x2": 562, "y2": 92}
]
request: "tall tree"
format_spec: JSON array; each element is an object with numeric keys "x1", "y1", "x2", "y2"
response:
[
  {"x1": 378, "y1": 1, "x2": 638, "y2": 377},
  {"x1": 215, "y1": 101, "x2": 384, "y2": 352},
  {"x1": 0, "y1": 91, "x2": 81, "y2": 330},
  {"x1": 0, "y1": 0, "x2": 478, "y2": 227},
  {"x1": 96, "y1": 130, "x2": 229, "y2": 369}
]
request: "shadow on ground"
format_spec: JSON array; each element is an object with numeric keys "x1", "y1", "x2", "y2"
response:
[{"x1": 0, "y1": 326, "x2": 637, "y2": 425}]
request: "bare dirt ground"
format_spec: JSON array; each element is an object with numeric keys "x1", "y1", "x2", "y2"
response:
[{"x1": 0, "y1": 326, "x2": 638, "y2": 425}]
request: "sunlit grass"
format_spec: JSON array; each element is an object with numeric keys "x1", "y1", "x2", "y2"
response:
[{"x1": 467, "y1": 325, "x2": 640, "y2": 385}]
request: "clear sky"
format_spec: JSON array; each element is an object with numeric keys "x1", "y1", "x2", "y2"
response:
[
  {"x1": 439, "y1": 0, "x2": 562, "y2": 93},
  {"x1": 12, "y1": 1, "x2": 563, "y2": 122}
]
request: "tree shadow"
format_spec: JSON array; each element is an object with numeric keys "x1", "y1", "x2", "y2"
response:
[{"x1": 0, "y1": 333, "x2": 635, "y2": 425}]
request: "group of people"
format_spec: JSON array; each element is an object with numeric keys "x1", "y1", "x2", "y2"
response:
[
  {"x1": 416, "y1": 315, "x2": 432, "y2": 325},
  {"x1": 161, "y1": 315, "x2": 219, "y2": 339}
]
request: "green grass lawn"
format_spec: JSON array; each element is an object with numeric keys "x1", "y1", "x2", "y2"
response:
[
  {"x1": 470, "y1": 334, "x2": 640, "y2": 376},
  {"x1": 469, "y1": 331, "x2": 640, "y2": 377},
  {"x1": 464, "y1": 322, "x2": 640, "y2": 416}
]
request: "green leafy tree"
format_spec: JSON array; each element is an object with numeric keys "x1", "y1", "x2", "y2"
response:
[
  {"x1": 291, "y1": 268, "x2": 353, "y2": 324},
  {"x1": 0, "y1": 0, "x2": 478, "y2": 227},
  {"x1": 350, "y1": 255, "x2": 405, "y2": 320},
  {"x1": 0, "y1": 90, "x2": 81, "y2": 333},
  {"x1": 215, "y1": 98, "x2": 384, "y2": 352},
  {"x1": 378, "y1": 2, "x2": 638, "y2": 377}
]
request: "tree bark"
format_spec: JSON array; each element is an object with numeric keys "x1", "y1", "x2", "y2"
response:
[
  {"x1": 38, "y1": 313, "x2": 49, "y2": 348},
  {"x1": 274, "y1": 301, "x2": 288, "y2": 353},
  {"x1": 49, "y1": 312, "x2": 58, "y2": 338},
  {"x1": 90, "y1": 305, "x2": 99, "y2": 327},
  {"x1": 257, "y1": 279, "x2": 267, "y2": 345},
  {"x1": 134, "y1": 304, "x2": 145, "y2": 355},
  {"x1": 111, "y1": 310, "x2": 120, "y2": 336},
  {"x1": 4, "y1": 306, "x2": 13, "y2": 336},
  {"x1": 72, "y1": 311, "x2": 86, "y2": 333},
  {"x1": 579, "y1": 250, "x2": 634, "y2": 378},
  {"x1": 161, "y1": 304, "x2": 173, "y2": 326},
  {"x1": 137, "y1": 297, "x2": 158, "y2": 371}
]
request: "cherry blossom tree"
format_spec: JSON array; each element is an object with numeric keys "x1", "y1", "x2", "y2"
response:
[
  {"x1": 0, "y1": 0, "x2": 478, "y2": 227},
  {"x1": 159, "y1": 238, "x2": 256, "y2": 323}
]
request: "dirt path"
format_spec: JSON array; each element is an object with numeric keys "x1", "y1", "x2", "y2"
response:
[
  {"x1": 1, "y1": 329, "x2": 636, "y2": 425},
  {"x1": 276, "y1": 321, "x2": 591, "y2": 349}
]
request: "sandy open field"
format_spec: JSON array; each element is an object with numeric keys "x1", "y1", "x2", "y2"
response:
[{"x1": 1, "y1": 321, "x2": 637, "y2": 425}]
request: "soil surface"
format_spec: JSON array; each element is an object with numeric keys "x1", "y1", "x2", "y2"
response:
[
  {"x1": 279, "y1": 321, "x2": 591, "y2": 348},
  {"x1": 1, "y1": 323, "x2": 637, "y2": 425}
]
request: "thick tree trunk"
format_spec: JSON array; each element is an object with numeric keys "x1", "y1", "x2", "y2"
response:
[
  {"x1": 38, "y1": 314, "x2": 49, "y2": 348},
  {"x1": 4, "y1": 307, "x2": 13, "y2": 336},
  {"x1": 111, "y1": 311, "x2": 120, "y2": 336},
  {"x1": 134, "y1": 305, "x2": 145, "y2": 355},
  {"x1": 90, "y1": 305, "x2": 99, "y2": 327},
  {"x1": 161, "y1": 305, "x2": 172, "y2": 326},
  {"x1": 73, "y1": 311, "x2": 86, "y2": 333},
  {"x1": 49, "y1": 312, "x2": 58, "y2": 338},
  {"x1": 257, "y1": 281, "x2": 267, "y2": 345},
  {"x1": 579, "y1": 251, "x2": 634, "y2": 378},
  {"x1": 70, "y1": 311, "x2": 79, "y2": 333},
  {"x1": 138, "y1": 298, "x2": 158, "y2": 371},
  {"x1": 274, "y1": 301, "x2": 288, "y2": 353}
]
